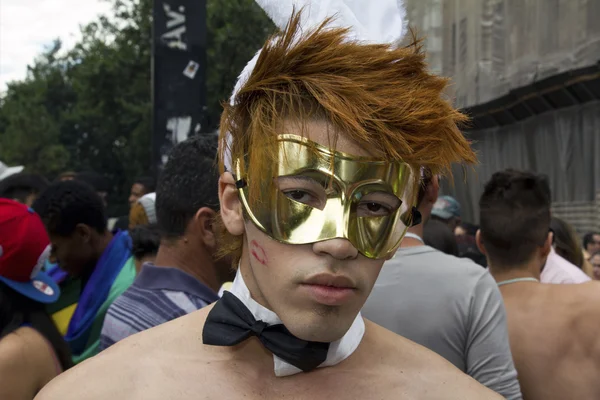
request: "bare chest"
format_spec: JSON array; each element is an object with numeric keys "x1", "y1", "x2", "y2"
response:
[{"x1": 131, "y1": 365, "x2": 424, "y2": 400}]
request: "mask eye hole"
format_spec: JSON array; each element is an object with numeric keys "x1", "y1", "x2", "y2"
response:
[
  {"x1": 276, "y1": 176, "x2": 328, "y2": 210},
  {"x1": 356, "y1": 191, "x2": 401, "y2": 217}
]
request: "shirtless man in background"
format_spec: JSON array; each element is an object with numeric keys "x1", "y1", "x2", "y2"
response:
[
  {"x1": 477, "y1": 169, "x2": 600, "y2": 400},
  {"x1": 37, "y1": 1, "x2": 500, "y2": 399}
]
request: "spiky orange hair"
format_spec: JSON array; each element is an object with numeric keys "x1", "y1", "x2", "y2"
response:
[{"x1": 216, "y1": 11, "x2": 476, "y2": 264}]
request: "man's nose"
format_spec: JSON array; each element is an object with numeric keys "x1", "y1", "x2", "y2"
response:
[{"x1": 312, "y1": 238, "x2": 359, "y2": 260}]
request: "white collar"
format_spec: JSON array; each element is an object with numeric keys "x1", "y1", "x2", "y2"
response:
[{"x1": 229, "y1": 268, "x2": 365, "y2": 377}]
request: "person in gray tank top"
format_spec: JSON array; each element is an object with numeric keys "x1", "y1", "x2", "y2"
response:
[{"x1": 363, "y1": 171, "x2": 522, "y2": 400}]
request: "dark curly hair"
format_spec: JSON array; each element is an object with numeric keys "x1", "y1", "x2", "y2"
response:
[
  {"x1": 156, "y1": 134, "x2": 219, "y2": 239},
  {"x1": 32, "y1": 180, "x2": 107, "y2": 236},
  {"x1": 0, "y1": 172, "x2": 49, "y2": 203}
]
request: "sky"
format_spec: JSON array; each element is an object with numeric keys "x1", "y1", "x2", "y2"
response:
[{"x1": 0, "y1": 0, "x2": 113, "y2": 92}]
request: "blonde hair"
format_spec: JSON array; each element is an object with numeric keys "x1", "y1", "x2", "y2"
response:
[
  {"x1": 129, "y1": 202, "x2": 149, "y2": 229},
  {"x1": 216, "y1": 12, "x2": 477, "y2": 265}
]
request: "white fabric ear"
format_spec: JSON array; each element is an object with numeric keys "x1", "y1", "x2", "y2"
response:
[
  {"x1": 222, "y1": 0, "x2": 408, "y2": 172},
  {"x1": 256, "y1": 0, "x2": 407, "y2": 43}
]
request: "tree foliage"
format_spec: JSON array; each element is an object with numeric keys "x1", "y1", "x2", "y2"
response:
[{"x1": 0, "y1": 0, "x2": 273, "y2": 216}]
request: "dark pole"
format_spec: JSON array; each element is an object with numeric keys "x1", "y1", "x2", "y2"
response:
[{"x1": 152, "y1": 0, "x2": 207, "y2": 173}]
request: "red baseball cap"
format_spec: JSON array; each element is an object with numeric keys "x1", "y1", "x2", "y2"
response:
[{"x1": 0, "y1": 199, "x2": 59, "y2": 303}]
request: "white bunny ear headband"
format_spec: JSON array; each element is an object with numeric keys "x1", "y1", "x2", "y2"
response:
[{"x1": 222, "y1": 0, "x2": 409, "y2": 171}]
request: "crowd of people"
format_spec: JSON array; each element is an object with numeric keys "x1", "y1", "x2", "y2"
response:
[{"x1": 1, "y1": 0, "x2": 600, "y2": 399}]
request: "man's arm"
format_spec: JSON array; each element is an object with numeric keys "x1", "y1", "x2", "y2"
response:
[{"x1": 465, "y1": 271, "x2": 523, "y2": 400}]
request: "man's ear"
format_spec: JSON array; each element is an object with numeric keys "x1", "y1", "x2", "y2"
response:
[
  {"x1": 219, "y1": 172, "x2": 244, "y2": 236},
  {"x1": 75, "y1": 224, "x2": 92, "y2": 244},
  {"x1": 192, "y1": 207, "x2": 218, "y2": 249},
  {"x1": 425, "y1": 176, "x2": 440, "y2": 205},
  {"x1": 540, "y1": 231, "x2": 553, "y2": 260},
  {"x1": 475, "y1": 229, "x2": 486, "y2": 255}
]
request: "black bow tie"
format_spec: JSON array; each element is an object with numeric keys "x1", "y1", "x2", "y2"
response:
[{"x1": 202, "y1": 291, "x2": 330, "y2": 372}]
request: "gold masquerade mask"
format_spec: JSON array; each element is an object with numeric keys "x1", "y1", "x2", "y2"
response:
[{"x1": 233, "y1": 134, "x2": 421, "y2": 259}]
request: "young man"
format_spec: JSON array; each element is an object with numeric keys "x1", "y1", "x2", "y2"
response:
[
  {"x1": 32, "y1": 180, "x2": 136, "y2": 364},
  {"x1": 100, "y1": 135, "x2": 234, "y2": 349},
  {"x1": 36, "y1": 3, "x2": 499, "y2": 399},
  {"x1": 363, "y1": 172, "x2": 522, "y2": 399},
  {"x1": 476, "y1": 169, "x2": 600, "y2": 400}
]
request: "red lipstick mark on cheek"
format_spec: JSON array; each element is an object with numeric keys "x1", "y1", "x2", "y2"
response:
[{"x1": 250, "y1": 240, "x2": 268, "y2": 266}]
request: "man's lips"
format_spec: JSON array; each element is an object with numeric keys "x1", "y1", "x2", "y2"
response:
[
  {"x1": 302, "y1": 273, "x2": 356, "y2": 289},
  {"x1": 300, "y1": 274, "x2": 357, "y2": 306}
]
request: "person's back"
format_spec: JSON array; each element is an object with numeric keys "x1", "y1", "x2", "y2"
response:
[
  {"x1": 500, "y1": 281, "x2": 600, "y2": 399},
  {"x1": 364, "y1": 246, "x2": 521, "y2": 398},
  {"x1": 477, "y1": 169, "x2": 600, "y2": 399}
]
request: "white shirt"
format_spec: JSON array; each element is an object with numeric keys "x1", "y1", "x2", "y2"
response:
[{"x1": 541, "y1": 248, "x2": 591, "y2": 284}]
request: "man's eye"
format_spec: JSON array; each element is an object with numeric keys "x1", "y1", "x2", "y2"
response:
[
  {"x1": 366, "y1": 203, "x2": 383, "y2": 212},
  {"x1": 358, "y1": 202, "x2": 393, "y2": 217},
  {"x1": 283, "y1": 190, "x2": 313, "y2": 203}
]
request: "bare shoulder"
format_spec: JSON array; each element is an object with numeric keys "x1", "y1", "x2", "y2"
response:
[
  {"x1": 0, "y1": 328, "x2": 54, "y2": 399},
  {"x1": 36, "y1": 306, "x2": 215, "y2": 400},
  {"x1": 569, "y1": 283, "x2": 600, "y2": 343},
  {"x1": 0, "y1": 330, "x2": 29, "y2": 369},
  {"x1": 548, "y1": 282, "x2": 600, "y2": 321},
  {"x1": 0, "y1": 331, "x2": 30, "y2": 382},
  {"x1": 35, "y1": 338, "x2": 140, "y2": 400},
  {"x1": 363, "y1": 320, "x2": 503, "y2": 399}
]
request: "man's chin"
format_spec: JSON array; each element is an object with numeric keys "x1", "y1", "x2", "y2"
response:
[{"x1": 283, "y1": 314, "x2": 355, "y2": 343}]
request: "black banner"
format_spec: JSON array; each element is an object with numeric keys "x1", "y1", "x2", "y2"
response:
[{"x1": 152, "y1": 0, "x2": 207, "y2": 171}]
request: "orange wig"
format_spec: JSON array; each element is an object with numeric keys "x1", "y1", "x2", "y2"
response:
[{"x1": 216, "y1": 11, "x2": 476, "y2": 264}]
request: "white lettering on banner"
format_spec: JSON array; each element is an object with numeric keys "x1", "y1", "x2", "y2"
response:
[
  {"x1": 167, "y1": 116, "x2": 192, "y2": 144},
  {"x1": 161, "y1": 3, "x2": 187, "y2": 51}
]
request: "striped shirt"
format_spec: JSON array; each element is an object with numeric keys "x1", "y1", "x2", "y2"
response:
[{"x1": 99, "y1": 263, "x2": 219, "y2": 351}]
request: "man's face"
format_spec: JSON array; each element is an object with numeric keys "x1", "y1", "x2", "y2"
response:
[
  {"x1": 587, "y1": 234, "x2": 600, "y2": 255},
  {"x1": 128, "y1": 183, "x2": 146, "y2": 207},
  {"x1": 591, "y1": 254, "x2": 600, "y2": 280},
  {"x1": 49, "y1": 227, "x2": 96, "y2": 277},
  {"x1": 232, "y1": 120, "x2": 393, "y2": 343}
]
